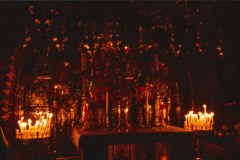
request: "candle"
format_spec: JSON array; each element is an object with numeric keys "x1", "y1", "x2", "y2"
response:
[
  {"x1": 35, "y1": 120, "x2": 40, "y2": 131},
  {"x1": 203, "y1": 104, "x2": 207, "y2": 114},
  {"x1": 124, "y1": 107, "x2": 129, "y2": 123},
  {"x1": 16, "y1": 111, "x2": 53, "y2": 139},
  {"x1": 210, "y1": 112, "x2": 214, "y2": 124},
  {"x1": 21, "y1": 122, "x2": 27, "y2": 132},
  {"x1": 28, "y1": 119, "x2": 32, "y2": 128},
  {"x1": 185, "y1": 109, "x2": 214, "y2": 131},
  {"x1": 106, "y1": 91, "x2": 109, "y2": 114},
  {"x1": 146, "y1": 91, "x2": 149, "y2": 107},
  {"x1": 117, "y1": 104, "x2": 121, "y2": 126},
  {"x1": 54, "y1": 85, "x2": 58, "y2": 94}
]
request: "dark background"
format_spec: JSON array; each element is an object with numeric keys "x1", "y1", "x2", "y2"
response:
[{"x1": 0, "y1": 1, "x2": 240, "y2": 129}]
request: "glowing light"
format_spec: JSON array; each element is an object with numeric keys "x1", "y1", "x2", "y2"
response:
[
  {"x1": 52, "y1": 37, "x2": 58, "y2": 42},
  {"x1": 16, "y1": 111, "x2": 53, "y2": 139}
]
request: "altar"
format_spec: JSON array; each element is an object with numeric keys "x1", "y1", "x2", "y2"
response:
[{"x1": 72, "y1": 125, "x2": 194, "y2": 160}]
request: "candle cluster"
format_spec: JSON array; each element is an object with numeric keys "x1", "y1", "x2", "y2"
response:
[
  {"x1": 16, "y1": 111, "x2": 53, "y2": 139},
  {"x1": 184, "y1": 105, "x2": 214, "y2": 131}
]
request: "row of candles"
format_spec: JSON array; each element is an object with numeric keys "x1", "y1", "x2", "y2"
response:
[
  {"x1": 16, "y1": 111, "x2": 53, "y2": 139},
  {"x1": 81, "y1": 90, "x2": 168, "y2": 128},
  {"x1": 184, "y1": 104, "x2": 214, "y2": 131}
]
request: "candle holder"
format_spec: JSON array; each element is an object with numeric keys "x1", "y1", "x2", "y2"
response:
[
  {"x1": 105, "y1": 114, "x2": 110, "y2": 129},
  {"x1": 123, "y1": 107, "x2": 131, "y2": 128},
  {"x1": 154, "y1": 96, "x2": 166, "y2": 127},
  {"x1": 193, "y1": 130, "x2": 213, "y2": 160},
  {"x1": 184, "y1": 106, "x2": 215, "y2": 160},
  {"x1": 97, "y1": 108, "x2": 105, "y2": 129},
  {"x1": 117, "y1": 104, "x2": 122, "y2": 128},
  {"x1": 16, "y1": 111, "x2": 53, "y2": 140},
  {"x1": 144, "y1": 104, "x2": 152, "y2": 127}
]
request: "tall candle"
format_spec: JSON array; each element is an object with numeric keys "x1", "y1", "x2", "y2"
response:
[
  {"x1": 203, "y1": 104, "x2": 207, "y2": 114},
  {"x1": 124, "y1": 108, "x2": 129, "y2": 123},
  {"x1": 106, "y1": 92, "x2": 109, "y2": 114},
  {"x1": 21, "y1": 122, "x2": 27, "y2": 132},
  {"x1": 117, "y1": 104, "x2": 121, "y2": 126},
  {"x1": 28, "y1": 119, "x2": 32, "y2": 129}
]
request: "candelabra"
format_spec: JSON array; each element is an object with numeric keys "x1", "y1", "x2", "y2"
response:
[
  {"x1": 16, "y1": 111, "x2": 53, "y2": 140},
  {"x1": 184, "y1": 105, "x2": 215, "y2": 160}
]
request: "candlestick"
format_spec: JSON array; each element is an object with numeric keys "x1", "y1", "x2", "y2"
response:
[
  {"x1": 167, "y1": 98, "x2": 171, "y2": 124},
  {"x1": 124, "y1": 107, "x2": 129, "y2": 126},
  {"x1": 146, "y1": 91, "x2": 149, "y2": 107},
  {"x1": 117, "y1": 104, "x2": 121, "y2": 127}
]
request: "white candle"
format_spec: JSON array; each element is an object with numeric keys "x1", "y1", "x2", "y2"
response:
[
  {"x1": 124, "y1": 108, "x2": 129, "y2": 122},
  {"x1": 28, "y1": 119, "x2": 32, "y2": 128},
  {"x1": 203, "y1": 104, "x2": 207, "y2": 114},
  {"x1": 210, "y1": 112, "x2": 214, "y2": 124},
  {"x1": 21, "y1": 122, "x2": 27, "y2": 133},
  {"x1": 35, "y1": 120, "x2": 40, "y2": 131},
  {"x1": 118, "y1": 105, "x2": 121, "y2": 125}
]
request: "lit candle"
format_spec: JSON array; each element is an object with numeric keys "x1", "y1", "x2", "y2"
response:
[
  {"x1": 146, "y1": 91, "x2": 149, "y2": 107},
  {"x1": 35, "y1": 120, "x2": 40, "y2": 131},
  {"x1": 203, "y1": 104, "x2": 207, "y2": 114},
  {"x1": 189, "y1": 111, "x2": 193, "y2": 124},
  {"x1": 194, "y1": 114, "x2": 197, "y2": 125},
  {"x1": 124, "y1": 107, "x2": 129, "y2": 123},
  {"x1": 210, "y1": 112, "x2": 214, "y2": 124},
  {"x1": 43, "y1": 119, "x2": 47, "y2": 130},
  {"x1": 21, "y1": 122, "x2": 27, "y2": 133},
  {"x1": 49, "y1": 113, "x2": 53, "y2": 119},
  {"x1": 19, "y1": 122, "x2": 24, "y2": 133},
  {"x1": 117, "y1": 104, "x2": 121, "y2": 126},
  {"x1": 106, "y1": 91, "x2": 109, "y2": 114},
  {"x1": 54, "y1": 85, "x2": 58, "y2": 94},
  {"x1": 28, "y1": 119, "x2": 32, "y2": 128}
]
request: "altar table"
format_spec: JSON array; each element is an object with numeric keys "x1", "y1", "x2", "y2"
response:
[{"x1": 72, "y1": 125, "x2": 194, "y2": 160}]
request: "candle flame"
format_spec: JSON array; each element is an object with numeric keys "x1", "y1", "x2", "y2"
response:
[{"x1": 16, "y1": 111, "x2": 53, "y2": 139}]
